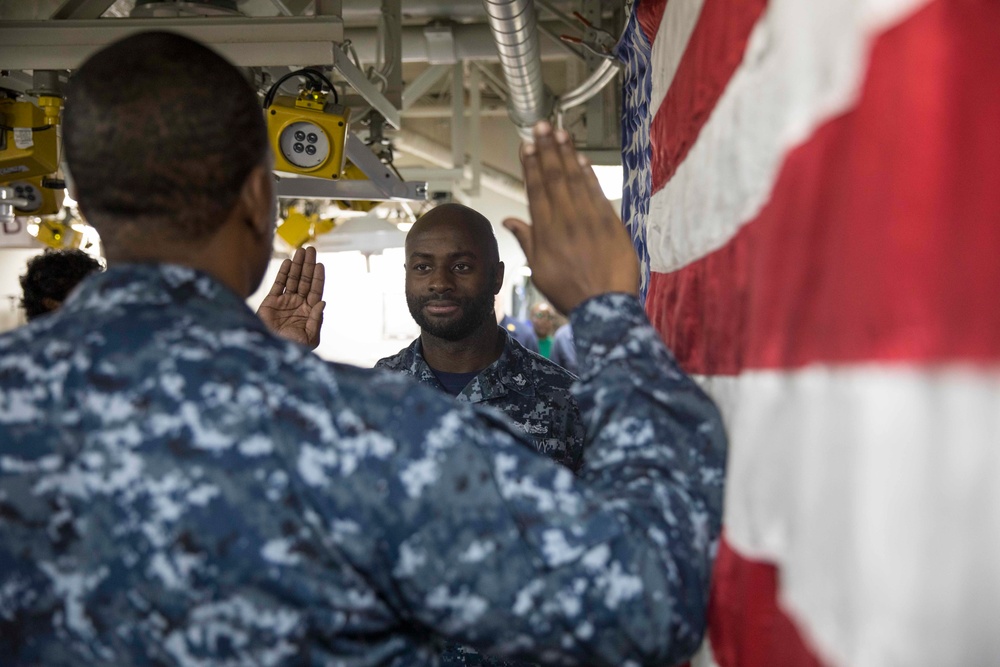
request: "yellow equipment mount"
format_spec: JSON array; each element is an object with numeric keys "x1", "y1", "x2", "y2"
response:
[
  {"x1": 0, "y1": 99, "x2": 59, "y2": 183},
  {"x1": 6, "y1": 175, "x2": 64, "y2": 217},
  {"x1": 266, "y1": 91, "x2": 350, "y2": 180}
]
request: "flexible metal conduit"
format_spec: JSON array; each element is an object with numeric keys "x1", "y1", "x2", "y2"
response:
[
  {"x1": 482, "y1": 0, "x2": 553, "y2": 134},
  {"x1": 558, "y1": 58, "x2": 621, "y2": 111}
]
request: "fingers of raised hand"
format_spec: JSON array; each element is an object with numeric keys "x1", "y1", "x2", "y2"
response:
[
  {"x1": 307, "y1": 262, "x2": 325, "y2": 306},
  {"x1": 523, "y1": 123, "x2": 606, "y2": 243},
  {"x1": 502, "y1": 217, "x2": 534, "y2": 265},
  {"x1": 296, "y1": 246, "x2": 317, "y2": 298},
  {"x1": 520, "y1": 137, "x2": 551, "y2": 248},
  {"x1": 268, "y1": 258, "x2": 292, "y2": 296},
  {"x1": 305, "y1": 301, "x2": 326, "y2": 350},
  {"x1": 285, "y1": 247, "x2": 306, "y2": 295},
  {"x1": 554, "y1": 128, "x2": 593, "y2": 217}
]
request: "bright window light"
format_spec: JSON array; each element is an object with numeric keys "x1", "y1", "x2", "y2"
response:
[{"x1": 590, "y1": 164, "x2": 623, "y2": 201}]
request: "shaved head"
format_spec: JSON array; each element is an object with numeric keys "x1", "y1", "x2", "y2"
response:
[{"x1": 406, "y1": 203, "x2": 499, "y2": 265}]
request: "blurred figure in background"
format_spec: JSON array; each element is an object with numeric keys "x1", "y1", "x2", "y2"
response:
[
  {"x1": 550, "y1": 322, "x2": 578, "y2": 375},
  {"x1": 529, "y1": 301, "x2": 559, "y2": 358},
  {"x1": 19, "y1": 249, "x2": 102, "y2": 321},
  {"x1": 496, "y1": 296, "x2": 540, "y2": 354}
]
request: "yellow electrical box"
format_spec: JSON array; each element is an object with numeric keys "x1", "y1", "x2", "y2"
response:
[
  {"x1": 266, "y1": 92, "x2": 350, "y2": 180},
  {"x1": 0, "y1": 99, "x2": 59, "y2": 183},
  {"x1": 276, "y1": 208, "x2": 316, "y2": 248},
  {"x1": 313, "y1": 217, "x2": 335, "y2": 236},
  {"x1": 276, "y1": 207, "x2": 340, "y2": 249},
  {"x1": 6, "y1": 176, "x2": 64, "y2": 217},
  {"x1": 32, "y1": 218, "x2": 82, "y2": 250}
]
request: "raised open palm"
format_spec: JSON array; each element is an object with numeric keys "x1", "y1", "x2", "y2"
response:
[{"x1": 256, "y1": 246, "x2": 326, "y2": 349}]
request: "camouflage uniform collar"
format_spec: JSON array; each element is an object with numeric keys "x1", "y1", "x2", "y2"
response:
[
  {"x1": 402, "y1": 328, "x2": 537, "y2": 403},
  {"x1": 400, "y1": 337, "x2": 443, "y2": 389},
  {"x1": 464, "y1": 328, "x2": 536, "y2": 402},
  {"x1": 63, "y1": 262, "x2": 259, "y2": 323}
]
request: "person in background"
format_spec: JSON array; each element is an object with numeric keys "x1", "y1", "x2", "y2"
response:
[
  {"x1": 18, "y1": 242, "x2": 325, "y2": 347},
  {"x1": 19, "y1": 248, "x2": 102, "y2": 321},
  {"x1": 529, "y1": 301, "x2": 559, "y2": 358},
  {"x1": 0, "y1": 31, "x2": 727, "y2": 666},
  {"x1": 550, "y1": 321, "x2": 578, "y2": 374},
  {"x1": 376, "y1": 203, "x2": 584, "y2": 472},
  {"x1": 496, "y1": 296, "x2": 540, "y2": 354}
]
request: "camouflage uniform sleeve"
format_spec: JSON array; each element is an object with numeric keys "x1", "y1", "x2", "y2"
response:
[{"x1": 336, "y1": 293, "x2": 726, "y2": 666}]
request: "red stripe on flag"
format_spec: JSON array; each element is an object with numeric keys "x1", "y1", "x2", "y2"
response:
[
  {"x1": 647, "y1": 0, "x2": 1000, "y2": 375},
  {"x1": 708, "y1": 538, "x2": 827, "y2": 667},
  {"x1": 648, "y1": 0, "x2": 767, "y2": 193},
  {"x1": 636, "y1": 0, "x2": 668, "y2": 44}
]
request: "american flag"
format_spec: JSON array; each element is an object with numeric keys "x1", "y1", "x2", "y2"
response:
[{"x1": 617, "y1": 0, "x2": 1000, "y2": 665}]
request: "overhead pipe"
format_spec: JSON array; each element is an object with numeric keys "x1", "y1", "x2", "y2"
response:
[
  {"x1": 482, "y1": 0, "x2": 554, "y2": 138},
  {"x1": 557, "y1": 58, "x2": 620, "y2": 111}
]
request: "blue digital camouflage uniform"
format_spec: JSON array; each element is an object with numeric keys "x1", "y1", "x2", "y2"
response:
[
  {"x1": 374, "y1": 329, "x2": 585, "y2": 472},
  {"x1": 376, "y1": 328, "x2": 584, "y2": 667},
  {"x1": 0, "y1": 263, "x2": 727, "y2": 667}
]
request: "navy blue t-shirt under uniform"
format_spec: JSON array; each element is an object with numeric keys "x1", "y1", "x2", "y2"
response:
[{"x1": 431, "y1": 368, "x2": 481, "y2": 396}]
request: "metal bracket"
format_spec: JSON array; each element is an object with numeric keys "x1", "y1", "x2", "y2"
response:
[
  {"x1": 274, "y1": 177, "x2": 426, "y2": 201},
  {"x1": 332, "y1": 46, "x2": 401, "y2": 129},
  {"x1": 401, "y1": 64, "x2": 450, "y2": 110},
  {"x1": 424, "y1": 24, "x2": 457, "y2": 65},
  {"x1": 275, "y1": 132, "x2": 426, "y2": 201}
]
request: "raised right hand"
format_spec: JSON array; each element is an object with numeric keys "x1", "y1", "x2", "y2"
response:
[{"x1": 503, "y1": 121, "x2": 640, "y2": 315}]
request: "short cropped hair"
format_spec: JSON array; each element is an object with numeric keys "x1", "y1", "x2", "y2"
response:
[
  {"x1": 19, "y1": 249, "x2": 104, "y2": 321},
  {"x1": 63, "y1": 31, "x2": 269, "y2": 246}
]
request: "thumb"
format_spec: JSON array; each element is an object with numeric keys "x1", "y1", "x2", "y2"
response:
[{"x1": 503, "y1": 217, "x2": 534, "y2": 264}]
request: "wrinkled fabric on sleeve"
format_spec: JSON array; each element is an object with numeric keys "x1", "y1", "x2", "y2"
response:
[{"x1": 0, "y1": 267, "x2": 726, "y2": 667}]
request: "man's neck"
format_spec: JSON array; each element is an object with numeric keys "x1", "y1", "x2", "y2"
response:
[{"x1": 420, "y1": 319, "x2": 505, "y2": 373}]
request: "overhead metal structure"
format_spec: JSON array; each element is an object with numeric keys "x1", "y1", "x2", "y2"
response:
[
  {"x1": 0, "y1": 0, "x2": 626, "y2": 210},
  {"x1": 0, "y1": 16, "x2": 345, "y2": 69}
]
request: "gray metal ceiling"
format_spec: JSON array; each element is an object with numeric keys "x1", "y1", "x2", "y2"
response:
[{"x1": 0, "y1": 0, "x2": 625, "y2": 204}]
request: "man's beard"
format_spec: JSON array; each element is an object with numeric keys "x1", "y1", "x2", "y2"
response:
[{"x1": 407, "y1": 287, "x2": 495, "y2": 341}]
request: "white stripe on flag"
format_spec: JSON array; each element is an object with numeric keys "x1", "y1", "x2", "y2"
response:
[
  {"x1": 648, "y1": 0, "x2": 706, "y2": 118},
  {"x1": 646, "y1": 0, "x2": 928, "y2": 274},
  {"x1": 697, "y1": 365, "x2": 1000, "y2": 667}
]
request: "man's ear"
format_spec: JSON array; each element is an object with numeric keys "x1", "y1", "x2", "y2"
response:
[
  {"x1": 240, "y1": 163, "x2": 274, "y2": 238},
  {"x1": 493, "y1": 261, "x2": 505, "y2": 294}
]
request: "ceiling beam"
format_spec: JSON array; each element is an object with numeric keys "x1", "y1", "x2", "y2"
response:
[
  {"x1": 49, "y1": 0, "x2": 117, "y2": 20},
  {"x1": 0, "y1": 16, "x2": 344, "y2": 69}
]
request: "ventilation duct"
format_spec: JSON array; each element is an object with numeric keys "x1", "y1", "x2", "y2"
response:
[{"x1": 482, "y1": 0, "x2": 554, "y2": 138}]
